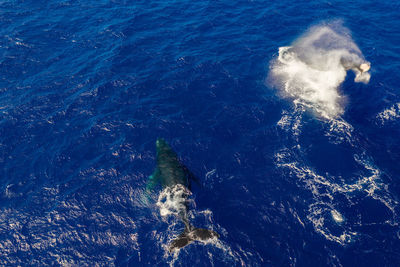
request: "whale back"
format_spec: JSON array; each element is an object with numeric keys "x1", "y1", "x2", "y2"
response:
[{"x1": 155, "y1": 139, "x2": 188, "y2": 188}]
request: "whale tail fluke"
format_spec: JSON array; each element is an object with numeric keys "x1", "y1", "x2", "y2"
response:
[{"x1": 169, "y1": 228, "x2": 219, "y2": 252}]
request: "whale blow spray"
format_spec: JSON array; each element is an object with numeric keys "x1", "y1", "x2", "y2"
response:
[{"x1": 269, "y1": 21, "x2": 371, "y2": 119}]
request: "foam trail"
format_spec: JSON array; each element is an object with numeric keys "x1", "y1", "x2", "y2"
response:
[
  {"x1": 275, "y1": 148, "x2": 398, "y2": 245},
  {"x1": 269, "y1": 22, "x2": 371, "y2": 119}
]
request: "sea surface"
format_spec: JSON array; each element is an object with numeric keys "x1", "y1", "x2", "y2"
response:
[{"x1": 1, "y1": 0, "x2": 400, "y2": 266}]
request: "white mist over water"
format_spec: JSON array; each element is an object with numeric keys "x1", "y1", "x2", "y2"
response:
[{"x1": 269, "y1": 22, "x2": 371, "y2": 119}]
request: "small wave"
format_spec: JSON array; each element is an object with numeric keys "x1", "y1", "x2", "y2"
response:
[{"x1": 268, "y1": 21, "x2": 371, "y2": 120}]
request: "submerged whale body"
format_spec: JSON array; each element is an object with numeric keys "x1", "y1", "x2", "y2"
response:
[{"x1": 147, "y1": 138, "x2": 219, "y2": 252}]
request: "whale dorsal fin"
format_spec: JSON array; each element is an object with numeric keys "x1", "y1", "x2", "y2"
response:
[{"x1": 180, "y1": 163, "x2": 202, "y2": 189}]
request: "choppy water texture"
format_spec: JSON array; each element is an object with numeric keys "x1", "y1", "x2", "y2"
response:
[{"x1": 1, "y1": 1, "x2": 400, "y2": 266}]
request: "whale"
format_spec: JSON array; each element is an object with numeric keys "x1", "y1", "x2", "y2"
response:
[
  {"x1": 146, "y1": 138, "x2": 219, "y2": 252},
  {"x1": 278, "y1": 45, "x2": 371, "y2": 85},
  {"x1": 279, "y1": 46, "x2": 370, "y2": 74},
  {"x1": 340, "y1": 57, "x2": 370, "y2": 73}
]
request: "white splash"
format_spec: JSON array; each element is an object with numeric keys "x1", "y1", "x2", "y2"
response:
[
  {"x1": 269, "y1": 22, "x2": 371, "y2": 119},
  {"x1": 156, "y1": 184, "x2": 191, "y2": 218}
]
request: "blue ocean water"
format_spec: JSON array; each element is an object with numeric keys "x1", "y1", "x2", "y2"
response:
[{"x1": 1, "y1": 0, "x2": 400, "y2": 266}]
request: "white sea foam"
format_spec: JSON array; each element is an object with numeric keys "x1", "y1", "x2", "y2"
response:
[
  {"x1": 274, "y1": 148, "x2": 397, "y2": 245},
  {"x1": 331, "y1": 209, "x2": 344, "y2": 223},
  {"x1": 307, "y1": 203, "x2": 357, "y2": 244},
  {"x1": 376, "y1": 102, "x2": 400, "y2": 124},
  {"x1": 269, "y1": 22, "x2": 370, "y2": 119},
  {"x1": 277, "y1": 108, "x2": 304, "y2": 138},
  {"x1": 273, "y1": 97, "x2": 397, "y2": 245},
  {"x1": 325, "y1": 118, "x2": 354, "y2": 144},
  {"x1": 156, "y1": 184, "x2": 191, "y2": 218}
]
